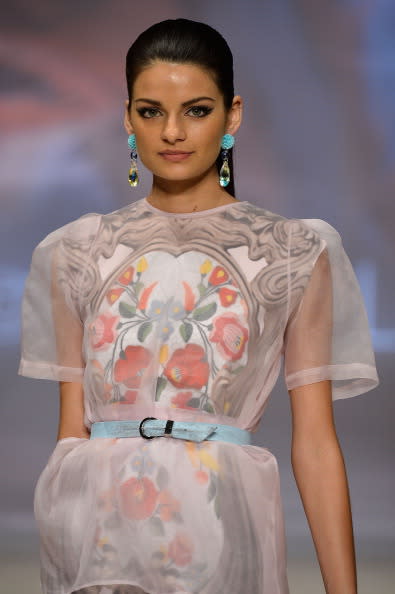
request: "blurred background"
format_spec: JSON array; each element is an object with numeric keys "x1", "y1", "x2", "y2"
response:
[{"x1": 1, "y1": 0, "x2": 394, "y2": 592}]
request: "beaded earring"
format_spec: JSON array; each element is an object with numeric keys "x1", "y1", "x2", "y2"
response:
[
  {"x1": 219, "y1": 133, "x2": 235, "y2": 187},
  {"x1": 127, "y1": 134, "x2": 139, "y2": 187}
]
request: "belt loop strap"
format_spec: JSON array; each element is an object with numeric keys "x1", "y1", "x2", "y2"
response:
[{"x1": 164, "y1": 419, "x2": 174, "y2": 435}]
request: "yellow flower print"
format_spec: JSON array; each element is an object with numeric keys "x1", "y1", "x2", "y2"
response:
[
  {"x1": 198, "y1": 449, "x2": 219, "y2": 473},
  {"x1": 184, "y1": 441, "x2": 219, "y2": 473},
  {"x1": 137, "y1": 256, "x2": 148, "y2": 273},
  {"x1": 159, "y1": 344, "x2": 169, "y2": 365},
  {"x1": 200, "y1": 259, "x2": 212, "y2": 275}
]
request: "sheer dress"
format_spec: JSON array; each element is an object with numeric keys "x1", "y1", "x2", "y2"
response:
[{"x1": 19, "y1": 199, "x2": 379, "y2": 594}]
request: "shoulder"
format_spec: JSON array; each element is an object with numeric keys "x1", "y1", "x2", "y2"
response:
[
  {"x1": 237, "y1": 202, "x2": 331, "y2": 255},
  {"x1": 37, "y1": 212, "x2": 102, "y2": 251}
]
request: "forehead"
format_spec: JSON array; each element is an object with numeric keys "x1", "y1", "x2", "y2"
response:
[{"x1": 132, "y1": 61, "x2": 220, "y2": 100}]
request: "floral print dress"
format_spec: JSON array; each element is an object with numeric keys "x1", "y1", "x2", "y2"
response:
[{"x1": 19, "y1": 198, "x2": 378, "y2": 594}]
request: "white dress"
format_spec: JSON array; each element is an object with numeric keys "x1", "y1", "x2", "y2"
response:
[{"x1": 18, "y1": 198, "x2": 379, "y2": 594}]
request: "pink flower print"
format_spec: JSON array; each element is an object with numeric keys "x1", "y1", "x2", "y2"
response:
[
  {"x1": 118, "y1": 266, "x2": 134, "y2": 285},
  {"x1": 164, "y1": 345, "x2": 209, "y2": 389},
  {"x1": 208, "y1": 266, "x2": 229, "y2": 286},
  {"x1": 121, "y1": 390, "x2": 138, "y2": 404},
  {"x1": 170, "y1": 391, "x2": 196, "y2": 410},
  {"x1": 114, "y1": 346, "x2": 152, "y2": 388},
  {"x1": 168, "y1": 531, "x2": 194, "y2": 567},
  {"x1": 90, "y1": 314, "x2": 119, "y2": 350},
  {"x1": 120, "y1": 476, "x2": 159, "y2": 520},
  {"x1": 218, "y1": 287, "x2": 238, "y2": 307},
  {"x1": 210, "y1": 313, "x2": 248, "y2": 361},
  {"x1": 106, "y1": 288, "x2": 124, "y2": 305}
]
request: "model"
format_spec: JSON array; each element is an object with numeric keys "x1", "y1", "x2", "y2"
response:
[{"x1": 19, "y1": 18, "x2": 379, "y2": 594}]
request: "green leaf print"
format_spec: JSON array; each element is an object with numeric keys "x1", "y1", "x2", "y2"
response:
[
  {"x1": 119, "y1": 302, "x2": 136, "y2": 318},
  {"x1": 188, "y1": 397, "x2": 201, "y2": 409},
  {"x1": 155, "y1": 377, "x2": 167, "y2": 401},
  {"x1": 172, "y1": 511, "x2": 183, "y2": 523},
  {"x1": 148, "y1": 516, "x2": 165, "y2": 537},
  {"x1": 207, "y1": 473, "x2": 217, "y2": 502},
  {"x1": 157, "y1": 466, "x2": 169, "y2": 490},
  {"x1": 203, "y1": 401, "x2": 215, "y2": 414},
  {"x1": 214, "y1": 495, "x2": 221, "y2": 519},
  {"x1": 197, "y1": 282, "x2": 206, "y2": 297},
  {"x1": 179, "y1": 321, "x2": 193, "y2": 342},
  {"x1": 134, "y1": 281, "x2": 144, "y2": 296},
  {"x1": 137, "y1": 321, "x2": 152, "y2": 342},
  {"x1": 193, "y1": 302, "x2": 217, "y2": 321}
]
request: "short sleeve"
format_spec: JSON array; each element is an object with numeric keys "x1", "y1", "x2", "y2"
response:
[
  {"x1": 18, "y1": 214, "x2": 100, "y2": 382},
  {"x1": 283, "y1": 219, "x2": 379, "y2": 400}
]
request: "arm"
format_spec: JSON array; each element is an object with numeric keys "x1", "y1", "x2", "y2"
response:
[
  {"x1": 289, "y1": 380, "x2": 357, "y2": 594},
  {"x1": 57, "y1": 381, "x2": 90, "y2": 441}
]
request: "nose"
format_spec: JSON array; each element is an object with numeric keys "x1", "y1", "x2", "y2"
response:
[{"x1": 160, "y1": 114, "x2": 186, "y2": 144}]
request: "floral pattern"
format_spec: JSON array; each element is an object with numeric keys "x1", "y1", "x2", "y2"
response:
[
  {"x1": 91, "y1": 438, "x2": 221, "y2": 589},
  {"x1": 88, "y1": 252, "x2": 249, "y2": 412}
]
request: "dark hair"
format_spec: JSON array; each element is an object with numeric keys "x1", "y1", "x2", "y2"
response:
[{"x1": 125, "y1": 18, "x2": 236, "y2": 197}]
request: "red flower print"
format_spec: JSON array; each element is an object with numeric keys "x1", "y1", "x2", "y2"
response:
[
  {"x1": 157, "y1": 489, "x2": 181, "y2": 522},
  {"x1": 138, "y1": 281, "x2": 158, "y2": 312},
  {"x1": 106, "y1": 288, "x2": 124, "y2": 305},
  {"x1": 208, "y1": 266, "x2": 229, "y2": 286},
  {"x1": 171, "y1": 391, "x2": 196, "y2": 410},
  {"x1": 120, "y1": 476, "x2": 159, "y2": 520},
  {"x1": 118, "y1": 266, "x2": 135, "y2": 285},
  {"x1": 90, "y1": 313, "x2": 119, "y2": 350},
  {"x1": 195, "y1": 470, "x2": 209, "y2": 484},
  {"x1": 210, "y1": 314, "x2": 248, "y2": 361},
  {"x1": 121, "y1": 390, "x2": 138, "y2": 404},
  {"x1": 168, "y1": 531, "x2": 194, "y2": 567},
  {"x1": 164, "y1": 345, "x2": 209, "y2": 389},
  {"x1": 182, "y1": 281, "x2": 195, "y2": 312},
  {"x1": 114, "y1": 345, "x2": 152, "y2": 388},
  {"x1": 218, "y1": 287, "x2": 238, "y2": 307}
]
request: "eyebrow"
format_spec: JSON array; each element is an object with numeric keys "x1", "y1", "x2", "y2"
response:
[{"x1": 134, "y1": 96, "x2": 216, "y2": 107}]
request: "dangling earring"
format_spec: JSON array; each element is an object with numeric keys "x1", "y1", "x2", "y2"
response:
[
  {"x1": 127, "y1": 134, "x2": 139, "y2": 187},
  {"x1": 219, "y1": 133, "x2": 235, "y2": 187}
]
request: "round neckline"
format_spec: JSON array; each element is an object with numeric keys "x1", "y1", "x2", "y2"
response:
[{"x1": 143, "y1": 197, "x2": 247, "y2": 218}]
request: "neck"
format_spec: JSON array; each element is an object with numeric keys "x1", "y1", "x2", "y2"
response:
[{"x1": 146, "y1": 168, "x2": 237, "y2": 213}]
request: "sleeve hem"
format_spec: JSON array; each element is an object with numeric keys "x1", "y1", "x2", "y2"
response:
[
  {"x1": 285, "y1": 363, "x2": 379, "y2": 399},
  {"x1": 18, "y1": 359, "x2": 84, "y2": 382}
]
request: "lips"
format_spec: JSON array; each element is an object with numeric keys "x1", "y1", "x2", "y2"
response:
[{"x1": 159, "y1": 151, "x2": 193, "y2": 162}]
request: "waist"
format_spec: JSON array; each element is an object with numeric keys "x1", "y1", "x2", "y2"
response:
[{"x1": 90, "y1": 418, "x2": 252, "y2": 445}]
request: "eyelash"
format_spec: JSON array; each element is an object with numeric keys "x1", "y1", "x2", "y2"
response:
[{"x1": 136, "y1": 105, "x2": 213, "y2": 119}]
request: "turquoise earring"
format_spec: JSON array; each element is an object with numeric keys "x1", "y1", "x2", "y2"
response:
[
  {"x1": 127, "y1": 134, "x2": 139, "y2": 187},
  {"x1": 219, "y1": 134, "x2": 235, "y2": 187}
]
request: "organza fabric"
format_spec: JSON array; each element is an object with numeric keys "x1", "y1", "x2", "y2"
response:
[{"x1": 19, "y1": 199, "x2": 378, "y2": 594}]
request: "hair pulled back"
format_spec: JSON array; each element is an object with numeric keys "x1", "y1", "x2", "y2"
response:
[{"x1": 125, "y1": 18, "x2": 236, "y2": 196}]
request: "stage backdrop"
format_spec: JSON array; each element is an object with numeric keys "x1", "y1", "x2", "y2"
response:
[{"x1": 1, "y1": 0, "x2": 393, "y2": 568}]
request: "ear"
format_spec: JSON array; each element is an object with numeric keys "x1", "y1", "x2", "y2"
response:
[
  {"x1": 225, "y1": 95, "x2": 243, "y2": 136},
  {"x1": 123, "y1": 99, "x2": 134, "y2": 135}
]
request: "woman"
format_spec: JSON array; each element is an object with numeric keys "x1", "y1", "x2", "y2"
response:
[{"x1": 19, "y1": 18, "x2": 379, "y2": 594}]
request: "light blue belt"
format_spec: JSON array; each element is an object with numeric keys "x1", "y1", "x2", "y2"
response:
[{"x1": 90, "y1": 417, "x2": 251, "y2": 445}]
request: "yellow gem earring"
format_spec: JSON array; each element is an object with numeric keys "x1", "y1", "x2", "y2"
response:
[
  {"x1": 127, "y1": 134, "x2": 139, "y2": 187},
  {"x1": 219, "y1": 133, "x2": 235, "y2": 187}
]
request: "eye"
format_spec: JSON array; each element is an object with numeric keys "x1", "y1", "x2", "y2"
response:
[
  {"x1": 137, "y1": 107, "x2": 161, "y2": 118},
  {"x1": 187, "y1": 105, "x2": 213, "y2": 118}
]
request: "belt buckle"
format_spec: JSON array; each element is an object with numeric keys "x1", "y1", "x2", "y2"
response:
[
  {"x1": 138, "y1": 417, "x2": 175, "y2": 439},
  {"x1": 139, "y1": 417, "x2": 157, "y2": 439}
]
